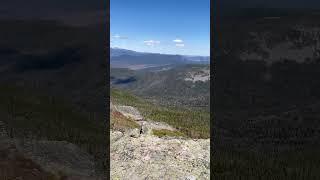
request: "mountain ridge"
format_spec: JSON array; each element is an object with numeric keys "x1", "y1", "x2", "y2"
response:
[{"x1": 110, "y1": 48, "x2": 210, "y2": 67}]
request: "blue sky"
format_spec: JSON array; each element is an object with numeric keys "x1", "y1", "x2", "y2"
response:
[{"x1": 110, "y1": 0, "x2": 210, "y2": 56}]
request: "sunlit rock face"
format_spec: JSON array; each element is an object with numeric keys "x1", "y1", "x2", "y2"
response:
[{"x1": 110, "y1": 130, "x2": 210, "y2": 180}]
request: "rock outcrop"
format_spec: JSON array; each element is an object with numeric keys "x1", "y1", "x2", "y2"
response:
[
  {"x1": 0, "y1": 136, "x2": 98, "y2": 179},
  {"x1": 116, "y1": 105, "x2": 144, "y2": 121},
  {"x1": 110, "y1": 130, "x2": 210, "y2": 180},
  {"x1": 110, "y1": 104, "x2": 210, "y2": 179},
  {"x1": 0, "y1": 137, "x2": 56, "y2": 180},
  {"x1": 15, "y1": 139, "x2": 97, "y2": 179}
]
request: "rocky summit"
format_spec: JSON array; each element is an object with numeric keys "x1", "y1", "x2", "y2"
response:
[
  {"x1": 110, "y1": 130, "x2": 210, "y2": 180},
  {"x1": 110, "y1": 103, "x2": 210, "y2": 180}
]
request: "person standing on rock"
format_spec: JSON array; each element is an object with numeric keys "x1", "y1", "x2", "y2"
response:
[
  {"x1": 140, "y1": 121, "x2": 148, "y2": 134},
  {"x1": 140, "y1": 125, "x2": 143, "y2": 134}
]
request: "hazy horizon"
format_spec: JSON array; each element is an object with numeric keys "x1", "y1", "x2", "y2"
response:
[{"x1": 110, "y1": 46, "x2": 210, "y2": 57}]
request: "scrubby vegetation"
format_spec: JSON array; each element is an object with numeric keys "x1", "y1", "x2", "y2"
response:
[
  {"x1": 213, "y1": 148, "x2": 320, "y2": 179},
  {"x1": 213, "y1": 10, "x2": 320, "y2": 178},
  {"x1": 110, "y1": 111, "x2": 140, "y2": 132},
  {"x1": 110, "y1": 65, "x2": 210, "y2": 110},
  {"x1": 0, "y1": 19, "x2": 107, "y2": 177},
  {"x1": 111, "y1": 88, "x2": 210, "y2": 139},
  {"x1": 152, "y1": 129, "x2": 186, "y2": 138},
  {"x1": 0, "y1": 84, "x2": 106, "y2": 171}
]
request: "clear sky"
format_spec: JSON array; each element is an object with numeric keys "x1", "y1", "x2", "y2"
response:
[{"x1": 110, "y1": 0, "x2": 210, "y2": 56}]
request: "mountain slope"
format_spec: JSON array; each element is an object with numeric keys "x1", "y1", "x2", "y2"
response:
[
  {"x1": 0, "y1": 19, "x2": 107, "y2": 177},
  {"x1": 111, "y1": 64, "x2": 210, "y2": 109},
  {"x1": 213, "y1": 8, "x2": 320, "y2": 179},
  {"x1": 110, "y1": 88, "x2": 210, "y2": 179},
  {"x1": 111, "y1": 88, "x2": 210, "y2": 138}
]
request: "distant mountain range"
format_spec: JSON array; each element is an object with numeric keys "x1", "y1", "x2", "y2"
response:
[
  {"x1": 111, "y1": 48, "x2": 144, "y2": 57},
  {"x1": 110, "y1": 48, "x2": 210, "y2": 70}
]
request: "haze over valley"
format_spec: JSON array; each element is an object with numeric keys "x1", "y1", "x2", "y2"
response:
[{"x1": 110, "y1": 48, "x2": 210, "y2": 109}]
